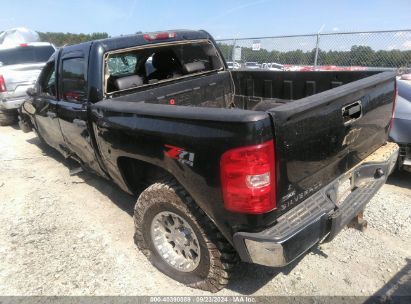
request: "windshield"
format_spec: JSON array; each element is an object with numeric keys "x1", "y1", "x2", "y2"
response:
[{"x1": 0, "y1": 45, "x2": 55, "y2": 66}]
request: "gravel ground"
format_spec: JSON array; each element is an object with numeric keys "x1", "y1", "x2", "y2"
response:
[{"x1": 0, "y1": 125, "x2": 410, "y2": 297}]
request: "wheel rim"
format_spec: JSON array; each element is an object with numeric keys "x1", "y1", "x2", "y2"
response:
[{"x1": 150, "y1": 211, "x2": 201, "y2": 272}]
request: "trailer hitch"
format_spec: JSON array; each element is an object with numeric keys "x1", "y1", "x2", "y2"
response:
[{"x1": 347, "y1": 211, "x2": 368, "y2": 232}]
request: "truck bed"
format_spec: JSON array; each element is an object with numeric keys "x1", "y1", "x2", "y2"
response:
[
  {"x1": 93, "y1": 69, "x2": 396, "y2": 236},
  {"x1": 111, "y1": 70, "x2": 383, "y2": 111},
  {"x1": 231, "y1": 70, "x2": 385, "y2": 112}
]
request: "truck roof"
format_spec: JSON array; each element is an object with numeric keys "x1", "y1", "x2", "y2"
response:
[{"x1": 60, "y1": 30, "x2": 212, "y2": 54}]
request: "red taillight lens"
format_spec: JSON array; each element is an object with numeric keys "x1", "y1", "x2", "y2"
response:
[
  {"x1": 389, "y1": 81, "x2": 397, "y2": 131},
  {"x1": 220, "y1": 140, "x2": 276, "y2": 214},
  {"x1": 143, "y1": 32, "x2": 176, "y2": 41},
  {"x1": 0, "y1": 75, "x2": 6, "y2": 92}
]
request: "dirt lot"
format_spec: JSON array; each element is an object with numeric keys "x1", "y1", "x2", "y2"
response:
[{"x1": 0, "y1": 125, "x2": 410, "y2": 297}]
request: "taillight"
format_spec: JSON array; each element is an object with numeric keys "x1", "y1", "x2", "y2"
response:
[
  {"x1": 19, "y1": 43, "x2": 28, "y2": 47},
  {"x1": 0, "y1": 75, "x2": 6, "y2": 92},
  {"x1": 389, "y1": 80, "x2": 397, "y2": 131},
  {"x1": 220, "y1": 140, "x2": 276, "y2": 214},
  {"x1": 143, "y1": 32, "x2": 176, "y2": 41}
]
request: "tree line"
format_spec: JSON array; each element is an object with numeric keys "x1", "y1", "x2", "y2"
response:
[
  {"x1": 2, "y1": 30, "x2": 409, "y2": 68},
  {"x1": 217, "y1": 43, "x2": 411, "y2": 68},
  {"x1": 37, "y1": 32, "x2": 109, "y2": 46}
]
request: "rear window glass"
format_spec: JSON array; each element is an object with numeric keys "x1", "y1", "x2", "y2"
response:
[
  {"x1": 107, "y1": 54, "x2": 138, "y2": 76},
  {"x1": 0, "y1": 45, "x2": 55, "y2": 66},
  {"x1": 105, "y1": 41, "x2": 223, "y2": 93}
]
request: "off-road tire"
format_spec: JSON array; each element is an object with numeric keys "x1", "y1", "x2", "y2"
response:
[
  {"x1": 0, "y1": 109, "x2": 18, "y2": 126},
  {"x1": 134, "y1": 179, "x2": 238, "y2": 292}
]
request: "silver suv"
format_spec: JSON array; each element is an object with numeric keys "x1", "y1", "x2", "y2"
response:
[{"x1": 0, "y1": 42, "x2": 55, "y2": 125}]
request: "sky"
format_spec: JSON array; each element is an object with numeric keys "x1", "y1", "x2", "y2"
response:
[{"x1": 0, "y1": 0, "x2": 410, "y2": 39}]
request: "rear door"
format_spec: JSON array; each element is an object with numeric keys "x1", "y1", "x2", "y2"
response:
[{"x1": 57, "y1": 53, "x2": 103, "y2": 175}]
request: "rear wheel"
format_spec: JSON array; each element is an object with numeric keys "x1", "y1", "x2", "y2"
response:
[
  {"x1": 0, "y1": 109, "x2": 18, "y2": 126},
  {"x1": 134, "y1": 179, "x2": 238, "y2": 292}
]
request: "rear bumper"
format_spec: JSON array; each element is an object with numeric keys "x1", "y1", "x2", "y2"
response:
[{"x1": 233, "y1": 142, "x2": 399, "y2": 267}]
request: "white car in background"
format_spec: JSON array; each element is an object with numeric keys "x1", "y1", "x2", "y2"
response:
[
  {"x1": 0, "y1": 42, "x2": 56, "y2": 125},
  {"x1": 244, "y1": 62, "x2": 261, "y2": 69},
  {"x1": 261, "y1": 62, "x2": 284, "y2": 71},
  {"x1": 226, "y1": 61, "x2": 241, "y2": 69}
]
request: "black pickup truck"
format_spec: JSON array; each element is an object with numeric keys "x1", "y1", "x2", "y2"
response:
[{"x1": 20, "y1": 30, "x2": 399, "y2": 292}]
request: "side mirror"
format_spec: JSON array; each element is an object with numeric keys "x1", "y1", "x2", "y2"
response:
[
  {"x1": 26, "y1": 87, "x2": 37, "y2": 97},
  {"x1": 22, "y1": 101, "x2": 36, "y2": 115}
]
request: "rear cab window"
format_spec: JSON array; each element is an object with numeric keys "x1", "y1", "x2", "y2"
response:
[
  {"x1": 107, "y1": 54, "x2": 138, "y2": 76},
  {"x1": 0, "y1": 45, "x2": 55, "y2": 66},
  {"x1": 104, "y1": 40, "x2": 224, "y2": 94}
]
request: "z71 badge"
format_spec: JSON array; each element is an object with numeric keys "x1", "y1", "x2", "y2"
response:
[{"x1": 164, "y1": 144, "x2": 195, "y2": 167}]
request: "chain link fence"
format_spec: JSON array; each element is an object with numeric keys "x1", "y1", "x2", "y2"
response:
[{"x1": 216, "y1": 30, "x2": 411, "y2": 71}]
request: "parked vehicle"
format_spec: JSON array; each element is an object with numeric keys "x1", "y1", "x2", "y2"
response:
[
  {"x1": 244, "y1": 61, "x2": 261, "y2": 69},
  {"x1": 226, "y1": 61, "x2": 240, "y2": 69},
  {"x1": 0, "y1": 42, "x2": 55, "y2": 125},
  {"x1": 20, "y1": 30, "x2": 398, "y2": 292},
  {"x1": 261, "y1": 62, "x2": 284, "y2": 71},
  {"x1": 390, "y1": 74, "x2": 411, "y2": 172},
  {"x1": 282, "y1": 64, "x2": 313, "y2": 71}
]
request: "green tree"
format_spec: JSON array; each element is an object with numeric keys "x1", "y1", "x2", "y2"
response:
[{"x1": 37, "y1": 31, "x2": 110, "y2": 46}]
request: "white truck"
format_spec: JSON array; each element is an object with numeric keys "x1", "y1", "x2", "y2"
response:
[{"x1": 0, "y1": 42, "x2": 55, "y2": 125}]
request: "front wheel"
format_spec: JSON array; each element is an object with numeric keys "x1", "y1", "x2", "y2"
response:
[{"x1": 133, "y1": 179, "x2": 238, "y2": 292}]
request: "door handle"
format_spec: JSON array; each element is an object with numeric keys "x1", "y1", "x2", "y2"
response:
[
  {"x1": 347, "y1": 104, "x2": 361, "y2": 116},
  {"x1": 47, "y1": 111, "x2": 57, "y2": 119},
  {"x1": 342, "y1": 101, "x2": 362, "y2": 125},
  {"x1": 73, "y1": 118, "x2": 87, "y2": 127}
]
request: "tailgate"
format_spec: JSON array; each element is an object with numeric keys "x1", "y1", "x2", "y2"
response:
[
  {"x1": 0, "y1": 63, "x2": 44, "y2": 98},
  {"x1": 269, "y1": 71, "x2": 396, "y2": 214}
]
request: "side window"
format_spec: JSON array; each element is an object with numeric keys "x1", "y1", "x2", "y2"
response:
[
  {"x1": 39, "y1": 61, "x2": 57, "y2": 98},
  {"x1": 61, "y1": 58, "x2": 86, "y2": 102}
]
